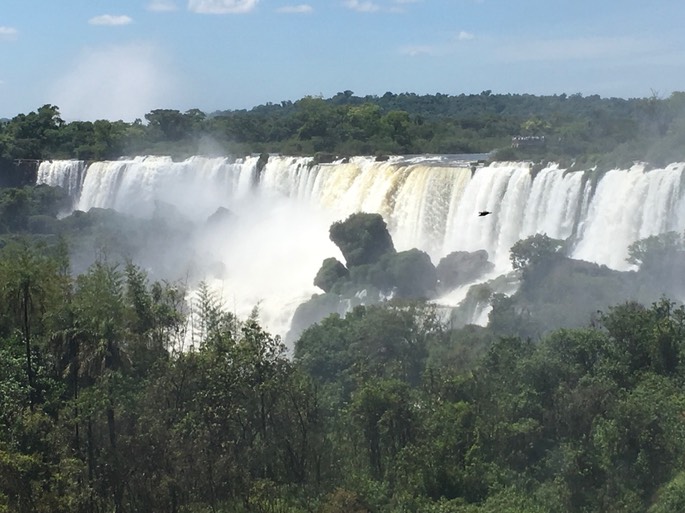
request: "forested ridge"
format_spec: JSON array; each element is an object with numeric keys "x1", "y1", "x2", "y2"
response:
[
  {"x1": 2, "y1": 90, "x2": 685, "y2": 167},
  {"x1": 2, "y1": 187, "x2": 685, "y2": 512}
]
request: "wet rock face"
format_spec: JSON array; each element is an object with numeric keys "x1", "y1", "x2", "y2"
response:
[{"x1": 436, "y1": 249, "x2": 494, "y2": 291}]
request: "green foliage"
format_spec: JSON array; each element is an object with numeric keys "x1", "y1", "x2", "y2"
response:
[
  {"x1": 0, "y1": 188, "x2": 30, "y2": 232},
  {"x1": 627, "y1": 231, "x2": 682, "y2": 267},
  {"x1": 649, "y1": 472, "x2": 685, "y2": 513},
  {"x1": 487, "y1": 232, "x2": 677, "y2": 340},
  {"x1": 509, "y1": 233, "x2": 564, "y2": 273},
  {"x1": 0, "y1": 341, "x2": 25, "y2": 430},
  {"x1": 0, "y1": 185, "x2": 70, "y2": 234},
  {"x1": 626, "y1": 232, "x2": 685, "y2": 294},
  {"x1": 378, "y1": 248, "x2": 437, "y2": 298},
  {"x1": 329, "y1": 212, "x2": 395, "y2": 267},
  {"x1": 346, "y1": 248, "x2": 437, "y2": 298},
  {"x1": 320, "y1": 488, "x2": 371, "y2": 513},
  {"x1": 4, "y1": 104, "x2": 63, "y2": 159},
  {"x1": 5, "y1": 90, "x2": 685, "y2": 163},
  {"x1": 295, "y1": 302, "x2": 440, "y2": 395},
  {"x1": 314, "y1": 257, "x2": 349, "y2": 293},
  {"x1": 488, "y1": 293, "x2": 539, "y2": 339},
  {"x1": 350, "y1": 379, "x2": 415, "y2": 479},
  {"x1": 299, "y1": 220, "x2": 439, "y2": 346},
  {"x1": 3, "y1": 199, "x2": 685, "y2": 512},
  {"x1": 436, "y1": 250, "x2": 493, "y2": 292}
]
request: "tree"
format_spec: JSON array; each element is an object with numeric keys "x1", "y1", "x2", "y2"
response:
[
  {"x1": 626, "y1": 232, "x2": 685, "y2": 294},
  {"x1": 0, "y1": 240, "x2": 62, "y2": 410},
  {"x1": 592, "y1": 373, "x2": 685, "y2": 508},
  {"x1": 379, "y1": 249, "x2": 437, "y2": 298},
  {"x1": 329, "y1": 212, "x2": 396, "y2": 268},
  {"x1": 0, "y1": 188, "x2": 31, "y2": 232},
  {"x1": 191, "y1": 280, "x2": 237, "y2": 349},
  {"x1": 350, "y1": 379, "x2": 415, "y2": 479},
  {"x1": 650, "y1": 472, "x2": 685, "y2": 513},
  {"x1": 314, "y1": 257, "x2": 349, "y2": 293},
  {"x1": 145, "y1": 109, "x2": 191, "y2": 142},
  {"x1": 382, "y1": 110, "x2": 412, "y2": 151},
  {"x1": 510, "y1": 233, "x2": 564, "y2": 273},
  {"x1": 521, "y1": 117, "x2": 551, "y2": 136},
  {"x1": 346, "y1": 103, "x2": 382, "y2": 140},
  {"x1": 627, "y1": 231, "x2": 682, "y2": 267},
  {"x1": 600, "y1": 299, "x2": 685, "y2": 378},
  {"x1": 295, "y1": 96, "x2": 336, "y2": 140},
  {"x1": 71, "y1": 261, "x2": 131, "y2": 512},
  {"x1": 6, "y1": 104, "x2": 63, "y2": 158}
]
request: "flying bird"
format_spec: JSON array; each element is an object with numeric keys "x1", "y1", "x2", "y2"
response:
[{"x1": 478, "y1": 210, "x2": 492, "y2": 217}]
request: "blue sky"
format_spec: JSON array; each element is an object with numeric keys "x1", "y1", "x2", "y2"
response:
[{"x1": 1, "y1": 0, "x2": 684, "y2": 121}]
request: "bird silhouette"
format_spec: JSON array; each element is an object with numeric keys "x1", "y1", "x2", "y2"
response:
[{"x1": 478, "y1": 210, "x2": 492, "y2": 217}]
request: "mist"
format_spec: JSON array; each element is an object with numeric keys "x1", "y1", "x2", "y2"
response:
[
  {"x1": 39, "y1": 156, "x2": 345, "y2": 338},
  {"x1": 50, "y1": 42, "x2": 180, "y2": 122},
  {"x1": 35, "y1": 156, "x2": 685, "y2": 343}
]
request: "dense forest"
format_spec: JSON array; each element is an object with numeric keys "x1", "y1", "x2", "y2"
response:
[
  {"x1": 2, "y1": 182, "x2": 685, "y2": 512},
  {"x1": 2, "y1": 90, "x2": 685, "y2": 167},
  {"x1": 3, "y1": 91, "x2": 685, "y2": 512}
]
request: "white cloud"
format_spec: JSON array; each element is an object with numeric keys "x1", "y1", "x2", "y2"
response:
[
  {"x1": 0, "y1": 26, "x2": 18, "y2": 41},
  {"x1": 147, "y1": 0, "x2": 179, "y2": 12},
  {"x1": 88, "y1": 15, "x2": 133, "y2": 26},
  {"x1": 399, "y1": 45, "x2": 436, "y2": 57},
  {"x1": 399, "y1": 32, "x2": 477, "y2": 57},
  {"x1": 188, "y1": 0, "x2": 258, "y2": 14},
  {"x1": 277, "y1": 4, "x2": 313, "y2": 13},
  {"x1": 343, "y1": 0, "x2": 380, "y2": 12},
  {"x1": 50, "y1": 43, "x2": 179, "y2": 121},
  {"x1": 344, "y1": 0, "x2": 418, "y2": 13}
]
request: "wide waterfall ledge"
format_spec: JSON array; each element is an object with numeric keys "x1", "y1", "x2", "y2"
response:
[{"x1": 35, "y1": 155, "x2": 685, "y2": 338}]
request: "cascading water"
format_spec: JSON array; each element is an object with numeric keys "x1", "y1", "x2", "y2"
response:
[
  {"x1": 36, "y1": 156, "x2": 685, "y2": 337},
  {"x1": 76, "y1": 156, "x2": 256, "y2": 219},
  {"x1": 36, "y1": 160, "x2": 87, "y2": 208},
  {"x1": 573, "y1": 163, "x2": 685, "y2": 270}
]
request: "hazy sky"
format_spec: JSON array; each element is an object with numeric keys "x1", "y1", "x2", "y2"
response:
[{"x1": 1, "y1": 0, "x2": 684, "y2": 121}]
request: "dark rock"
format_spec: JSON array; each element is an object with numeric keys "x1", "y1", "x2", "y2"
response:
[
  {"x1": 205, "y1": 206, "x2": 234, "y2": 227},
  {"x1": 374, "y1": 249, "x2": 437, "y2": 298},
  {"x1": 329, "y1": 212, "x2": 395, "y2": 268},
  {"x1": 286, "y1": 293, "x2": 349, "y2": 345},
  {"x1": 314, "y1": 257, "x2": 349, "y2": 293},
  {"x1": 436, "y1": 249, "x2": 494, "y2": 291}
]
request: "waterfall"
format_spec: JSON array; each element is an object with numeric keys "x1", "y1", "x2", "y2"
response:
[
  {"x1": 76, "y1": 156, "x2": 258, "y2": 219},
  {"x1": 572, "y1": 163, "x2": 685, "y2": 270},
  {"x1": 36, "y1": 160, "x2": 87, "y2": 207},
  {"x1": 34, "y1": 155, "x2": 685, "y2": 336}
]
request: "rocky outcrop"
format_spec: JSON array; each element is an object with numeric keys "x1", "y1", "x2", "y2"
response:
[
  {"x1": 329, "y1": 212, "x2": 395, "y2": 267},
  {"x1": 436, "y1": 250, "x2": 494, "y2": 292}
]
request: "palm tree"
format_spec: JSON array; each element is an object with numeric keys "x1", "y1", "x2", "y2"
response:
[
  {"x1": 0, "y1": 240, "x2": 61, "y2": 410},
  {"x1": 72, "y1": 261, "x2": 131, "y2": 513}
]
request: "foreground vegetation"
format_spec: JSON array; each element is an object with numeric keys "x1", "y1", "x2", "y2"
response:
[
  {"x1": 2, "y1": 90, "x2": 685, "y2": 167},
  {"x1": 3, "y1": 186, "x2": 685, "y2": 512}
]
